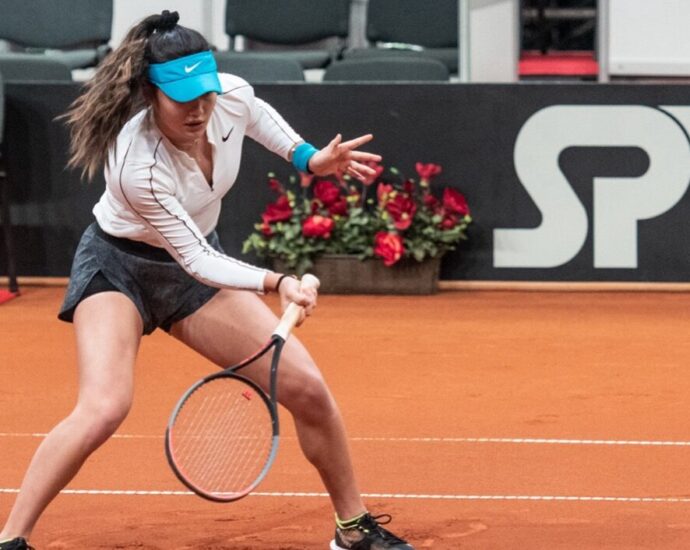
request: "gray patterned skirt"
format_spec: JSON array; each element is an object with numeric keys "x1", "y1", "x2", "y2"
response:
[{"x1": 58, "y1": 223, "x2": 222, "y2": 335}]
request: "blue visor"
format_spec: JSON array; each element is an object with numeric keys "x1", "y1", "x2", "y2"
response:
[{"x1": 148, "y1": 50, "x2": 222, "y2": 102}]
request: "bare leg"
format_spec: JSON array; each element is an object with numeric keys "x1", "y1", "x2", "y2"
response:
[
  {"x1": 0, "y1": 292, "x2": 143, "y2": 541},
  {"x1": 170, "y1": 289, "x2": 366, "y2": 519}
]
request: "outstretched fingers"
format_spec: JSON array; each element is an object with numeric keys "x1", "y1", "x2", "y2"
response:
[
  {"x1": 349, "y1": 149, "x2": 382, "y2": 164},
  {"x1": 311, "y1": 133, "x2": 381, "y2": 180},
  {"x1": 337, "y1": 134, "x2": 382, "y2": 178},
  {"x1": 346, "y1": 159, "x2": 378, "y2": 180},
  {"x1": 341, "y1": 133, "x2": 374, "y2": 150}
]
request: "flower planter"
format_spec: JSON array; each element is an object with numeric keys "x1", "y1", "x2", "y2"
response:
[
  {"x1": 245, "y1": 162, "x2": 472, "y2": 293},
  {"x1": 275, "y1": 254, "x2": 441, "y2": 295}
]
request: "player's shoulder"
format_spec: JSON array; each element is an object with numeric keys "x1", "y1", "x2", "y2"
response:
[
  {"x1": 112, "y1": 113, "x2": 174, "y2": 189},
  {"x1": 117, "y1": 113, "x2": 163, "y2": 167}
]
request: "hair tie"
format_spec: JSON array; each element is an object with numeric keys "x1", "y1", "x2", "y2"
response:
[
  {"x1": 275, "y1": 274, "x2": 297, "y2": 293},
  {"x1": 155, "y1": 10, "x2": 179, "y2": 32}
]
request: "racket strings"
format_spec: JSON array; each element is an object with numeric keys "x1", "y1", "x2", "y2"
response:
[{"x1": 169, "y1": 376, "x2": 274, "y2": 497}]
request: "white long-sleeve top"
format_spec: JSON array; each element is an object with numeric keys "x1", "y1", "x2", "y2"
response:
[{"x1": 93, "y1": 73, "x2": 302, "y2": 292}]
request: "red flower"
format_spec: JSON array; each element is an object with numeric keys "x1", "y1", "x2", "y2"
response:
[
  {"x1": 328, "y1": 197, "x2": 349, "y2": 216},
  {"x1": 309, "y1": 199, "x2": 320, "y2": 214},
  {"x1": 443, "y1": 188, "x2": 470, "y2": 216},
  {"x1": 385, "y1": 193, "x2": 417, "y2": 230},
  {"x1": 415, "y1": 162, "x2": 442, "y2": 180},
  {"x1": 313, "y1": 180, "x2": 341, "y2": 206},
  {"x1": 377, "y1": 183, "x2": 394, "y2": 206},
  {"x1": 262, "y1": 195, "x2": 292, "y2": 223},
  {"x1": 302, "y1": 215, "x2": 334, "y2": 239},
  {"x1": 423, "y1": 194, "x2": 440, "y2": 210},
  {"x1": 361, "y1": 161, "x2": 384, "y2": 187},
  {"x1": 268, "y1": 177, "x2": 284, "y2": 194},
  {"x1": 246, "y1": 163, "x2": 472, "y2": 271},
  {"x1": 440, "y1": 213, "x2": 458, "y2": 229},
  {"x1": 374, "y1": 231, "x2": 404, "y2": 266}
]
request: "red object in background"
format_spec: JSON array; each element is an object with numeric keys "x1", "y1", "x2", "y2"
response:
[
  {"x1": 0, "y1": 289, "x2": 18, "y2": 305},
  {"x1": 519, "y1": 50, "x2": 599, "y2": 77}
]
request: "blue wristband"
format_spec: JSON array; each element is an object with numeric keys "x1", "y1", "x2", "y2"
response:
[{"x1": 292, "y1": 142, "x2": 318, "y2": 173}]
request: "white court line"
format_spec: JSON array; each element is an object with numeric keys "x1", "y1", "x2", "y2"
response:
[
  {"x1": 1, "y1": 488, "x2": 690, "y2": 503},
  {"x1": 0, "y1": 433, "x2": 164, "y2": 440},
  {"x1": 3, "y1": 433, "x2": 690, "y2": 446},
  {"x1": 354, "y1": 437, "x2": 690, "y2": 447}
]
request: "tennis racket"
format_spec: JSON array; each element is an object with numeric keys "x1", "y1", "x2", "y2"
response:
[{"x1": 165, "y1": 274, "x2": 320, "y2": 502}]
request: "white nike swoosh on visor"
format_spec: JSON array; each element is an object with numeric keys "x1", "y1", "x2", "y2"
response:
[{"x1": 184, "y1": 61, "x2": 202, "y2": 73}]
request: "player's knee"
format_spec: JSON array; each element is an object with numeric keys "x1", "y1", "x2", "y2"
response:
[
  {"x1": 75, "y1": 394, "x2": 132, "y2": 443},
  {"x1": 283, "y1": 372, "x2": 335, "y2": 419}
]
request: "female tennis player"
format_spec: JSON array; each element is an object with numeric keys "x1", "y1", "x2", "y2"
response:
[{"x1": 0, "y1": 11, "x2": 414, "y2": 550}]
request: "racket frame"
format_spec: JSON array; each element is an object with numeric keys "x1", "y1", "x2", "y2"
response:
[
  {"x1": 164, "y1": 335, "x2": 286, "y2": 502},
  {"x1": 164, "y1": 274, "x2": 318, "y2": 502}
]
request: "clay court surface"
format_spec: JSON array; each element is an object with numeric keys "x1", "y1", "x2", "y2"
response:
[{"x1": 2, "y1": 286, "x2": 690, "y2": 549}]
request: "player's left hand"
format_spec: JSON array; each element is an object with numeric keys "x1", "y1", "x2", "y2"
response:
[
  {"x1": 278, "y1": 275, "x2": 317, "y2": 326},
  {"x1": 308, "y1": 133, "x2": 382, "y2": 181}
]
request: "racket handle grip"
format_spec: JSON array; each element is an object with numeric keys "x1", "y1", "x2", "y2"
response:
[{"x1": 274, "y1": 274, "x2": 321, "y2": 340}]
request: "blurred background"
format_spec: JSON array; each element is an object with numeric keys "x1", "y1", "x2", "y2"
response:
[{"x1": 1, "y1": 0, "x2": 689, "y2": 292}]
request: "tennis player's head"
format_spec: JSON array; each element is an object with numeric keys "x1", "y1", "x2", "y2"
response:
[
  {"x1": 146, "y1": 11, "x2": 222, "y2": 102},
  {"x1": 63, "y1": 10, "x2": 221, "y2": 179},
  {"x1": 143, "y1": 11, "x2": 222, "y2": 146}
]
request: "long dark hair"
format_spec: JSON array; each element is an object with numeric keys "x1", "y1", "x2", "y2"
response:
[{"x1": 63, "y1": 10, "x2": 211, "y2": 180}]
